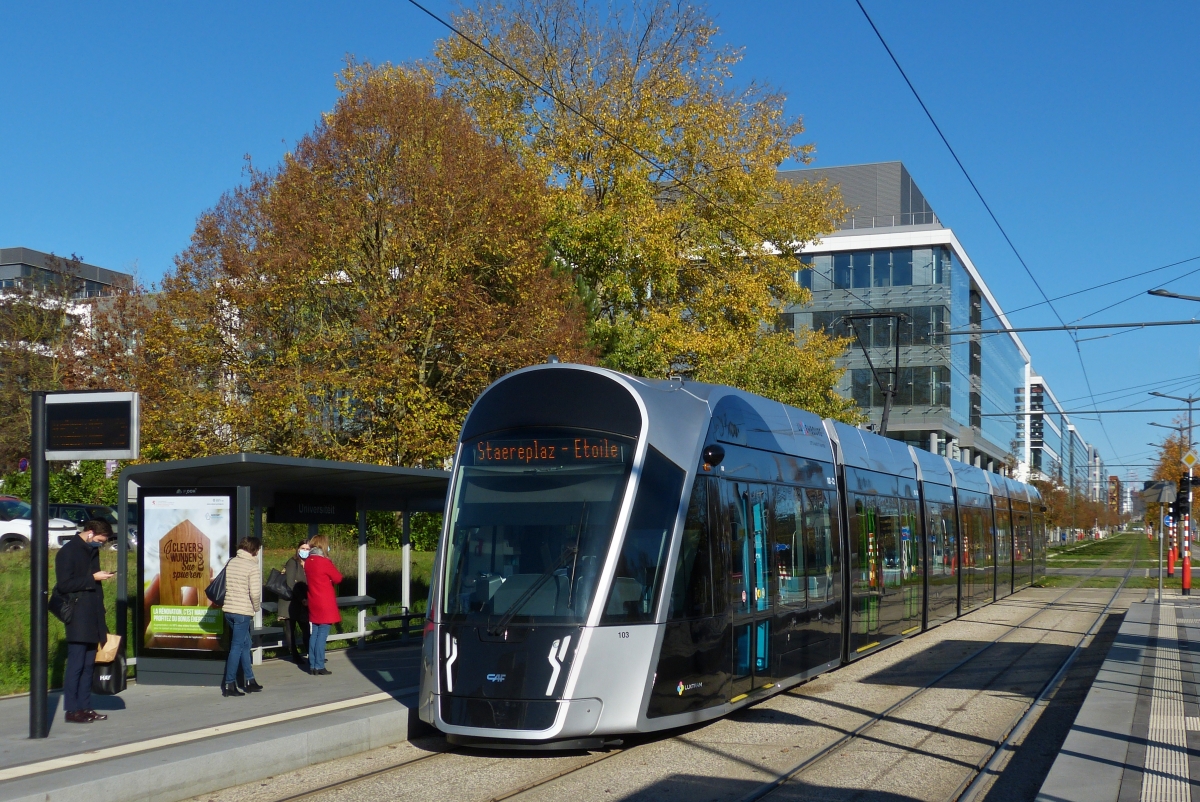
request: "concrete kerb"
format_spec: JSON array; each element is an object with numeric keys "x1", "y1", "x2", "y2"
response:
[{"x1": 1, "y1": 697, "x2": 425, "y2": 802}]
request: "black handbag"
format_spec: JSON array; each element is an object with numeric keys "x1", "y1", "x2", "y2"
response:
[
  {"x1": 48, "y1": 590, "x2": 75, "y2": 625},
  {"x1": 205, "y1": 562, "x2": 229, "y2": 606},
  {"x1": 265, "y1": 568, "x2": 292, "y2": 601},
  {"x1": 92, "y1": 651, "x2": 127, "y2": 695}
]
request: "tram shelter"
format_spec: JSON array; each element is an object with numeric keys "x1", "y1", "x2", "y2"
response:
[{"x1": 114, "y1": 453, "x2": 449, "y2": 685}]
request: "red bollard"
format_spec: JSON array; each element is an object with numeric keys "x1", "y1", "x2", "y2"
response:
[
  {"x1": 1170, "y1": 547, "x2": 1177, "y2": 577},
  {"x1": 1185, "y1": 512, "x2": 1192, "y2": 596}
]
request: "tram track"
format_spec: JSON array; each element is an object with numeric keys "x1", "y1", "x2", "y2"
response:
[
  {"x1": 467, "y1": 548, "x2": 1140, "y2": 802},
  {"x1": 248, "y1": 539, "x2": 1140, "y2": 802},
  {"x1": 734, "y1": 536, "x2": 1144, "y2": 802},
  {"x1": 269, "y1": 747, "x2": 459, "y2": 802},
  {"x1": 264, "y1": 732, "x2": 627, "y2": 802}
]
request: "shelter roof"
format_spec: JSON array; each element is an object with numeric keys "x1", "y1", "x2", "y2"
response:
[{"x1": 119, "y1": 453, "x2": 449, "y2": 512}]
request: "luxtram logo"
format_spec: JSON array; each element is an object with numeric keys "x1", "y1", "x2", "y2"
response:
[
  {"x1": 676, "y1": 680, "x2": 703, "y2": 696},
  {"x1": 486, "y1": 673, "x2": 507, "y2": 683}
]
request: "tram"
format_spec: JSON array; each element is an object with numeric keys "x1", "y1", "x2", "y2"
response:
[{"x1": 417, "y1": 364, "x2": 1046, "y2": 745}]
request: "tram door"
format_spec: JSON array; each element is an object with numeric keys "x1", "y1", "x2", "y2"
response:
[{"x1": 724, "y1": 481, "x2": 774, "y2": 700}]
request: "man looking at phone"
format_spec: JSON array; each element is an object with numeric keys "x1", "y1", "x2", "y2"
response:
[{"x1": 54, "y1": 519, "x2": 115, "y2": 723}]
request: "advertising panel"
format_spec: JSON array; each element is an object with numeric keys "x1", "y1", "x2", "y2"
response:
[{"x1": 138, "y1": 489, "x2": 235, "y2": 656}]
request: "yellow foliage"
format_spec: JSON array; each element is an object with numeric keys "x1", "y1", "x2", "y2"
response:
[
  {"x1": 435, "y1": 0, "x2": 858, "y2": 420},
  {"x1": 92, "y1": 65, "x2": 591, "y2": 466}
]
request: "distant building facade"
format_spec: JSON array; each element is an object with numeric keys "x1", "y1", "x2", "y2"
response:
[
  {"x1": 779, "y1": 162, "x2": 1100, "y2": 480},
  {"x1": 0, "y1": 247, "x2": 131, "y2": 299}
]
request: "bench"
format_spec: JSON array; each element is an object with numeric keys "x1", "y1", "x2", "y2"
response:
[
  {"x1": 365, "y1": 611, "x2": 426, "y2": 642},
  {"x1": 256, "y1": 595, "x2": 381, "y2": 651}
]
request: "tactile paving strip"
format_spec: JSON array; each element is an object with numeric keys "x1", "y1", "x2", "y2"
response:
[{"x1": 1141, "y1": 604, "x2": 1190, "y2": 802}]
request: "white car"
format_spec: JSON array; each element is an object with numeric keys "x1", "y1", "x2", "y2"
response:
[{"x1": 0, "y1": 499, "x2": 79, "y2": 552}]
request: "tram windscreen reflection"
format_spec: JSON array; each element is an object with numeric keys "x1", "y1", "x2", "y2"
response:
[{"x1": 442, "y1": 431, "x2": 635, "y2": 625}]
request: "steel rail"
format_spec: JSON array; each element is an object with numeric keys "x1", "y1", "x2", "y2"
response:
[
  {"x1": 269, "y1": 747, "x2": 459, "y2": 802},
  {"x1": 733, "y1": 537, "x2": 1139, "y2": 802},
  {"x1": 953, "y1": 536, "x2": 1143, "y2": 801},
  {"x1": 266, "y1": 736, "x2": 625, "y2": 802}
]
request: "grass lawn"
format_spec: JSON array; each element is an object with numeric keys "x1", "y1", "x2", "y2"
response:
[
  {"x1": 1046, "y1": 533, "x2": 1148, "y2": 568},
  {"x1": 0, "y1": 546, "x2": 436, "y2": 696},
  {"x1": 1040, "y1": 532, "x2": 1175, "y2": 588}
]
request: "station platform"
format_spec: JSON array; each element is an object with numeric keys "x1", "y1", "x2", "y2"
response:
[
  {"x1": 1039, "y1": 591, "x2": 1200, "y2": 802},
  {"x1": 0, "y1": 642, "x2": 423, "y2": 802}
]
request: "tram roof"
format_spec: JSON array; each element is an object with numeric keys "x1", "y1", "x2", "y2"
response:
[
  {"x1": 911, "y1": 445, "x2": 955, "y2": 487},
  {"x1": 824, "y1": 420, "x2": 917, "y2": 480},
  {"x1": 951, "y1": 461, "x2": 994, "y2": 495}
]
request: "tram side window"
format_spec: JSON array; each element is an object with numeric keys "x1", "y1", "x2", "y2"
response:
[
  {"x1": 772, "y1": 487, "x2": 806, "y2": 609},
  {"x1": 601, "y1": 447, "x2": 686, "y2": 624},
  {"x1": 668, "y1": 476, "x2": 715, "y2": 620},
  {"x1": 802, "y1": 489, "x2": 837, "y2": 603},
  {"x1": 925, "y1": 501, "x2": 956, "y2": 577}
]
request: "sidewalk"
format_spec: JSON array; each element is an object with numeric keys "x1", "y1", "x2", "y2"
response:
[
  {"x1": 1, "y1": 643, "x2": 424, "y2": 802},
  {"x1": 1038, "y1": 591, "x2": 1200, "y2": 802}
]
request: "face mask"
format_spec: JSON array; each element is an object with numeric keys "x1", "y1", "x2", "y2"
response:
[{"x1": 299, "y1": 549, "x2": 310, "y2": 559}]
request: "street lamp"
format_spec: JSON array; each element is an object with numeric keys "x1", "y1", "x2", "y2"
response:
[
  {"x1": 1148, "y1": 289, "x2": 1200, "y2": 302},
  {"x1": 1149, "y1": 391, "x2": 1200, "y2": 449}
]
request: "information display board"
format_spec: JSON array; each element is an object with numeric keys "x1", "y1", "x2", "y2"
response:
[
  {"x1": 44, "y1": 391, "x2": 139, "y2": 460},
  {"x1": 137, "y1": 489, "x2": 235, "y2": 657}
]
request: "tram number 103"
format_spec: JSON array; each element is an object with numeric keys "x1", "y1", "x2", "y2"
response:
[{"x1": 618, "y1": 631, "x2": 630, "y2": 639}]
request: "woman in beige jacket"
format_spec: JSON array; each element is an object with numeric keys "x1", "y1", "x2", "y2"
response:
[{"x1": 222, "y1": 537, "x2": 263, "y2": 697}]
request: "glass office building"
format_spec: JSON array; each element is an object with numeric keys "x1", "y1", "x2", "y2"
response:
[{"x1": 779, "y1": 162, "x2": 1099, "y2": 478}]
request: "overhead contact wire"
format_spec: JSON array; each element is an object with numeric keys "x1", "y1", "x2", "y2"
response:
[{"x1": 854, "y1": 0, "x2": 1126, "y2": 468}]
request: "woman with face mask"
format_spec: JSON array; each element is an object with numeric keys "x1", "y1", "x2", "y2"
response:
[{"x1": 278, "y1": 541, "x2": 310, "y2": 663}]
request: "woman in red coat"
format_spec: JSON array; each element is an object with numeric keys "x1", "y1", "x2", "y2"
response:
[{"x1": 303, "y1": 535, "x2": 343, "y2": 675}]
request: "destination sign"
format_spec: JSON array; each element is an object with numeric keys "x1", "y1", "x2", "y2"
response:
[{"x1": 469, "y1": 437, "x2": 629, "y2": 466}]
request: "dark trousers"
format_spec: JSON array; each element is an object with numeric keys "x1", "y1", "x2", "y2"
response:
[
  {"x1": 279, "y1": 617, "x2": 308, "y2": 660},
  {"x1": 64, "y1": 643, "x2": 96, "y2": 713}
]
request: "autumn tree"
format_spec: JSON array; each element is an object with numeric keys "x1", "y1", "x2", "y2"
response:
[
  {"x1": 0, "y1": 255, "x2": 93, "y2": 471},
  {"x1": 99, "y1": 65, "x2": 590, "y2": 465},
  {"x1": 1143, "y1": 423, "x2": 1190, "y2": 533},
  {"x1": 434, "y1": 0, "x2": 857, "y2": 419}
]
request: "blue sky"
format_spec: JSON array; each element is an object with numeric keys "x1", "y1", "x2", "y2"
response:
[{"x1": 3, "y1": 0, "x2": 1198, "y2": 480}]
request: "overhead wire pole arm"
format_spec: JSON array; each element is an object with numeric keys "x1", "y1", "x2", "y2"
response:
[
  {"x1": 839, "y1": 312, "x2": 908, "y2": 437},
  {"x1": 946, "y1": 319, "x2": 1200, "y2": 335}
]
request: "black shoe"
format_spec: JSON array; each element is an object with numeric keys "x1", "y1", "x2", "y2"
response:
[
  {"x1": 318, "y1": 668, "x2": 332, "y2": 676},
  {"x1": 308, "y1": 668, "x2": 318, "y2": 675},
  {"x1": 83, "y1": 710, "x2": 108, "y2": 721},
  {"x1": 244, "y1": 680, "x2": 264, "y2": 692},
  {"x1": 65, "y1": 710, "x2": 92, "y2": 724},
  {"x1": 222, "y1": 682, "x2": 244, "y2": 697}
]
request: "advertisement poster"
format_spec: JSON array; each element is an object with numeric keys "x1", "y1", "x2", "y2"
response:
[{"x1": 141, "y1": 493, "x2": 232, "y2": 652}]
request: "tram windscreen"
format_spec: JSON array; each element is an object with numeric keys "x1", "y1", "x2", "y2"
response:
[{"x1": 442, "y1": 431, "x2": 635, "y2": 626}]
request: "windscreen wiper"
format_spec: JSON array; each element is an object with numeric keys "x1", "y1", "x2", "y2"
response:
[{"x1": 489, "y1": 545, "x2": 577, "y2": 635}]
